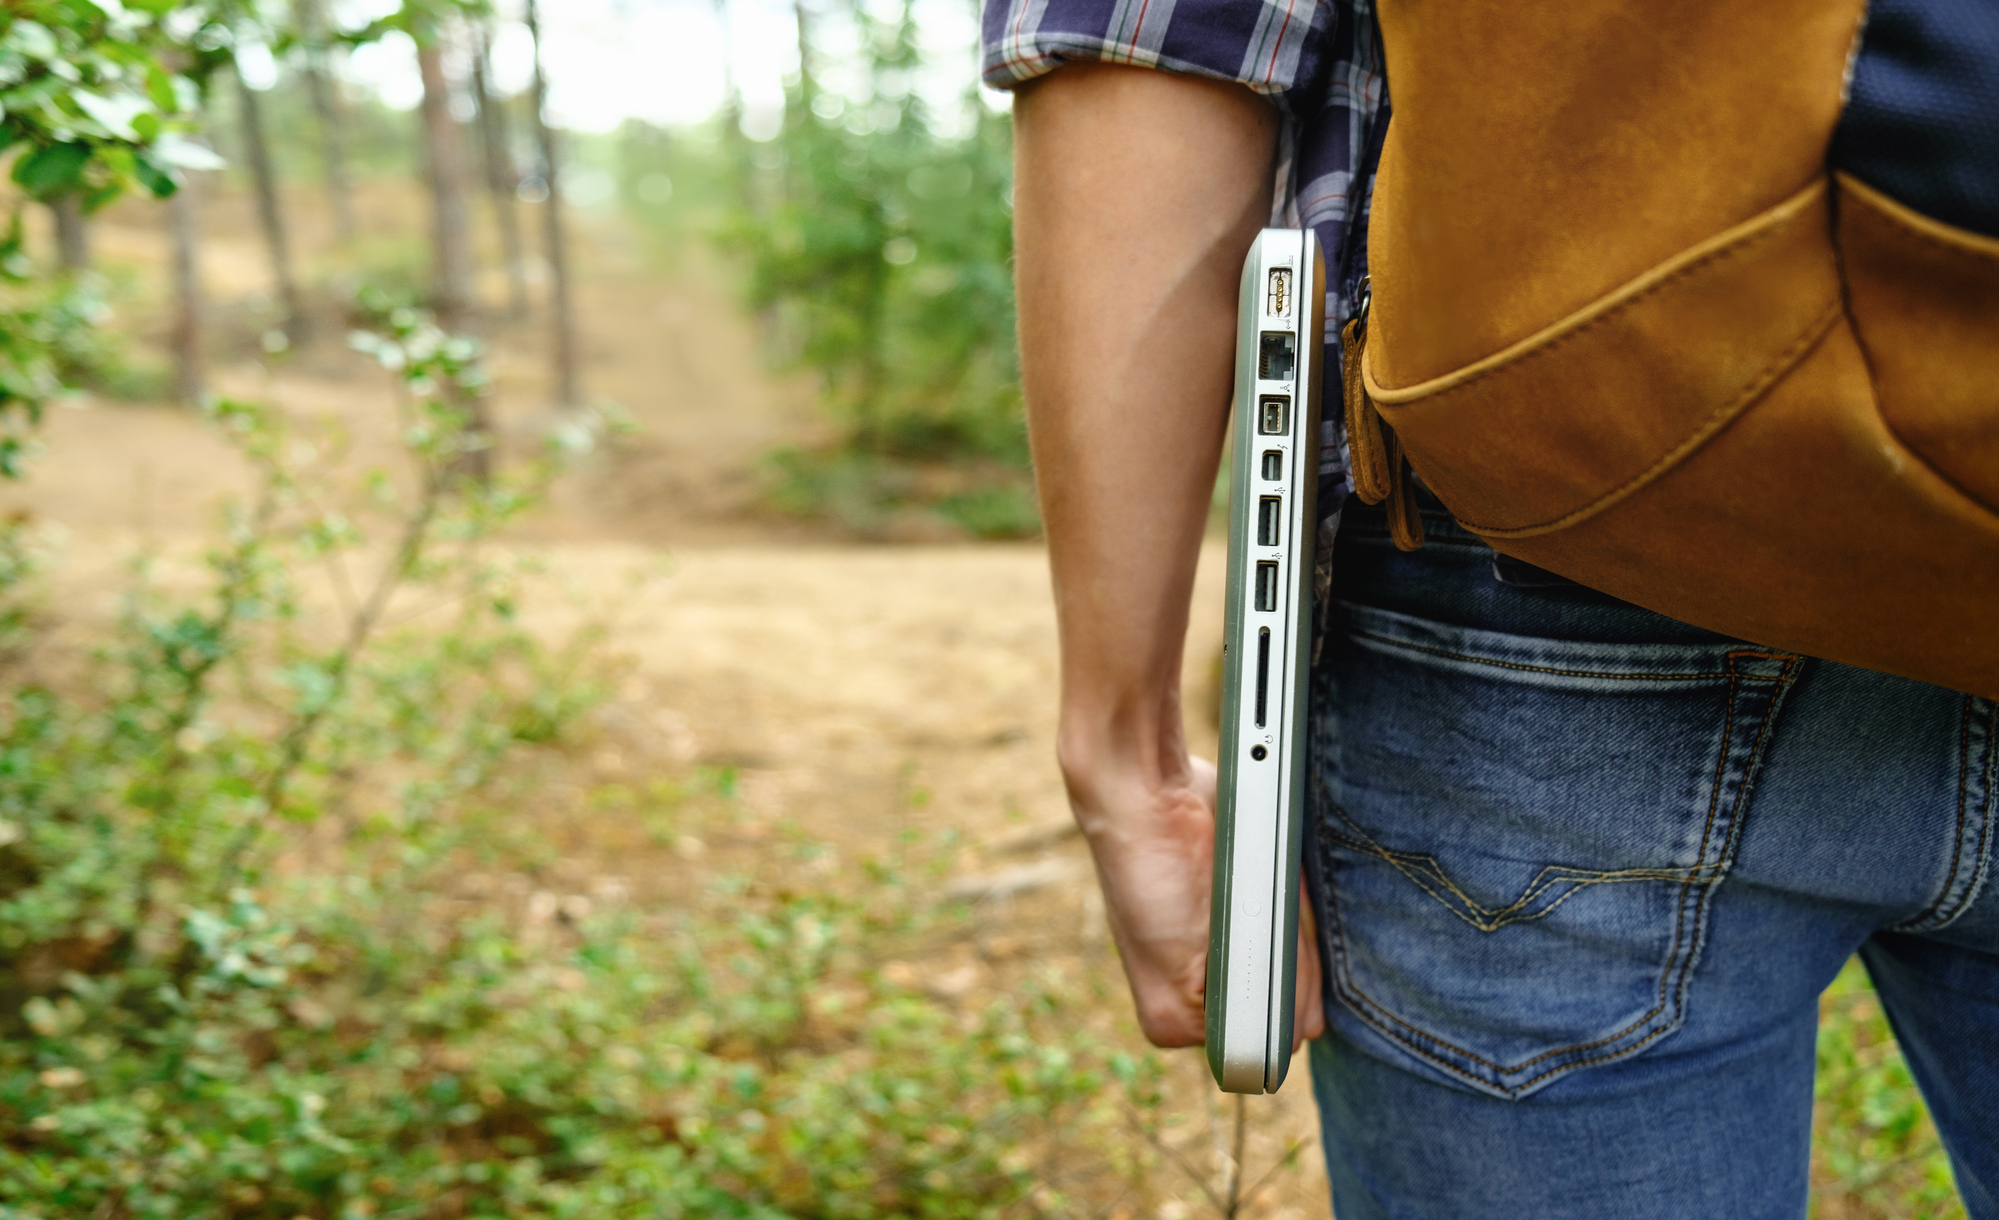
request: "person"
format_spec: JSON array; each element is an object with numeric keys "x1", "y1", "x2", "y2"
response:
[{"x1": 989, "y1": 1, "x2": 1999, "y2": 1216}]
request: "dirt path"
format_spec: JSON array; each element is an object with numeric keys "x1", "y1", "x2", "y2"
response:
[{"x1": 10, "y1": 185, "x2": 1329, "y2": 1216}]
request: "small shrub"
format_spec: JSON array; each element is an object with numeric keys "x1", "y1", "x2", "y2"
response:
[
  {"x1": 1813, "y1": 959, "x2": 1964, "y2": 1219},
  {"x1": 35, "y1": 269, "x2": 168, "y2": 402},
  {"x1": 936, "y1": 485, "x2": 1039, "y2": 541},
  {"x1": 0, "y1": 312, "x2": 1152, "y2": 1218},
  {"x1": 712, "y1": 0, "x2": 1027, "y2": 535},
  {"x1": 338, "y1": 238, "x2": 432, "y2": 330},
  {"x1": 766, "y1": 447, "x2": 1038, "y2": 541}
]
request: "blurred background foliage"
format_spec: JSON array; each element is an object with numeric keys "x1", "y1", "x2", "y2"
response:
[
  {"x1": 622, "y1": 0, "x2": 1032, "y2": 538},
  {"x1": 0, "y1": 0, "x2": 1973, "y2": 1216}
]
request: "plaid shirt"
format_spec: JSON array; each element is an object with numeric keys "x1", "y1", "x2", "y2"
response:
[{"x1": 981, "y1": 0, "x2": 1387, "y2": 516}]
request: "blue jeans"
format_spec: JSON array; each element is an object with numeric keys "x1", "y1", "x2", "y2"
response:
[{"x1": 1304, "y1": 496, "x2": 1999, "y2": 1220}]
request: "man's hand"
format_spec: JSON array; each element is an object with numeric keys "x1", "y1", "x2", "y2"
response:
[
  {"x1": 1064, "y1": 737, "x2": 1326, "y2": 1050},
  {"x1": 1014, "y1": 63, "x2": 1325, "y2": 1050},
  {"x1": 1062, "y1": 713, "x2": 1219, "y2": 1045}
]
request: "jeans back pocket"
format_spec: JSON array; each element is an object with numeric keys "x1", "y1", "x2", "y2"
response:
[{"x1": 1312, "y1": 602, "x2": 1802, "y2": 1099}]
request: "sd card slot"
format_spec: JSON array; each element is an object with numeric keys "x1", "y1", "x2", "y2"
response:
[{"x1": 1254, "y1": 627, "x2": 1271, "y2": 728}]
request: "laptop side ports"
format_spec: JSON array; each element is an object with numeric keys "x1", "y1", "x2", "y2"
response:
[
  {"x1": 1254, "y1": 627, "x2": 1271, "y2": 727},
  {"x1": 1258, "y1": 332, "x2": 1296, "y2": 382},
  {"x1": 1255, "y1": 561, "x2": 1279, "y2": 612},
  {"x1": 1258, "y1": 496, "x2": 1282, "y2": 547},
  {"x1": 1267, "y1": 267, "x2": 1292, "y2": 317}
]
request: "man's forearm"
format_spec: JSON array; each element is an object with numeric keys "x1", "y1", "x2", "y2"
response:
[
  {"x1": 1014, "y1": 64, "x2": 1278, "y2": 784},
  {"x1": 1013, "y1": 64, "x2": 1282, "y2": 1046}
]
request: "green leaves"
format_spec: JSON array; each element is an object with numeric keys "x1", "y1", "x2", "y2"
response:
[
  {"x1": 130, "y1": 151, "x2": 176, "y2": 198},
  {"x1": 1814, "y1": 959, "x2": 1964, "y2": 1217},
  {"x1": 8, "y1": 140, "x2": 89, "y2": 193},
  {"x1": 0, "y1": 1, "x2": 207, "y2": 472},
  {"x1": 712, "y1": 0, "x2": 1030, "y2": 537}
]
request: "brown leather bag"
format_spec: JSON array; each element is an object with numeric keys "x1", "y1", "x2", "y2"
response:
[{"x1": 1341, "y1": 0, "x2": 1999, "y2": 699}]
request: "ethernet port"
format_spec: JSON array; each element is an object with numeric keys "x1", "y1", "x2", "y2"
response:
[{"x1": 1259, "y1": 332, "x2": 1296, "y2": 382}]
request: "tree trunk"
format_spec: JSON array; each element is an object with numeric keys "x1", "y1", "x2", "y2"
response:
[
  {"x1": 292, "y1": 0, "x2": 356, "y2": 245},
  {"x1": 792, "y1": 0, "x2": 817, "y2": 119},
  {"x1": 168, "y1": 175, "x2": 205, "y2": 404},
  {"x1": 415, "y1": 29, "x2": 490, "y2": 481},
  {"x1": 524, "y1": 0, "x2": 579, "y2": 408},
  {"x1": 50, "y1": 193, "x2": 88, "y2": 272},
  {"x1": 417, "y1": 37, "x2": 476, "y2": 332},
  {"x1": 472, "y1": 25, "x2": 529, "y2": 321},
  {"x1": 713, "y1": 0, "x2": 753, "y2": 214},
  {"x1": 234, "y1": 59, "x2": 307, "y2": 345}
]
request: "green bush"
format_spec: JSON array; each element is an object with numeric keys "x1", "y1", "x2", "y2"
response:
[
  {"x1": 1813, "y1": 959, "x2": 1964, "y2": 1219},
  {"x1": 707, "y1": 0, "x2": 1032, "y2": 537},
  {"x1": 934, "y1": 485, "x2": 1040, "y2": 542},
  {"x1": 0, "y1": 313, "x2": 1147, "y2": 1218}
]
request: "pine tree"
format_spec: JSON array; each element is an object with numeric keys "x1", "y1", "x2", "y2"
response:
[
  {"x1": 472, "y1": 23, "x2": 528, "y2": 320},
  {"x1": 415, "y1": 32, "x2": 475, "y2": 331},
  {"x1": 291, "y1": 0, "x2": 357, "y2": 244},
  {"x1": 233, "y1": 55, "x2": 306, "y2": 343},
  {"x1": 524, "y1": 0, "x2": 578, "y2": 407}
]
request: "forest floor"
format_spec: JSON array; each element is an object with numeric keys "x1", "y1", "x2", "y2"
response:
[{"x1": 5, "y1": 182, "x2": 1330, "y2": 1218}]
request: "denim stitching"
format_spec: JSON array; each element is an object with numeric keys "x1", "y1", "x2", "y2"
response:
[
  {"x1": 1974, "y1": 701, "x2": 1999, "y2": 919},
  {"x1": 1655, "y1": 655, "x2": 1794, "y2": 1020},
  {"x1": 1319, "y1": 651, "x2": 1795, "y2": 1093},
  {"x1": 1335, "y1": 990, "x2": 1684, "y2": 1095},
  {"x1": 1320, "y1": 700, "x2": 1720, "y2": 1079},
  {"x1": 1349, "y1": 628, "x2": 1739, "y2": 682},
  {"x1": 1951, "y1": 703, "x2": 1999, "y2": 930},
  {"x1": 1328, "y1": 911, "x2": 1678, "y2": 1077},
  {"x1": 1651, "y1": 653, "x2": 1747, "y2": 1013},
  {"x1": 1887, "y1": 700, "x2": 1983, "y2": 928},
  {"x1": 1320, "y1": 823, "x2": 1713, "y2": 1074},
  {"x1": 1890, "y1": 695, "x2": 1976, "y2": 931},
  {"x1": 1894, "y1": 697, "x2": 1999, "y2": 933},
  {"x1": 1321, "y1": 814, "x2": 1703, "y2": 932}
]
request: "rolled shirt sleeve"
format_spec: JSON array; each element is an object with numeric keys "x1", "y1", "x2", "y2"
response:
[
  {"x1": 981, "y1": 0, "x2": 1339, "y2": 119},
  {"x1": 984, "y1": 0, "x2": 1386, "y2": 522}
]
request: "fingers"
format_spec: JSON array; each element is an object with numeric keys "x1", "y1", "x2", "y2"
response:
[
  {"x1": 1094, "y1": 840, "x2": 1211, "y2": 1048},
  {"x1": 1072, "y1": 763, "x2": 1216, "y2": 1050},
  {"x1": 1293, "y1": 874, "x2": 1326, "y2": 1051},
  {"x1": 1128, "y1": 952, "x2": 1208, "y2": 1047},
  {"x1": 1189, "y1": 753, "x2": 1218, "y2": 810}
]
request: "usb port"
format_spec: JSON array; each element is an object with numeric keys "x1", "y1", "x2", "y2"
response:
[
  {"x1": 1259, "y1": 397, "x2": 1288, "y2": 435},
  {"x1": 1267, "y1": 267, "x2": 1292, "y2": 317},
  {"x1": 1261, "y1": 450, "x2": 1282, "y2": 481},
  {"x1": 1255, "y1": 561, "x2": 1279, "y2": 612},
  {"x1": 1259, "y1": 332, "x2": 1296, "y2": 382},
  {"x1": 1258, "y1": 496, "x2": 1281, "y2": 546}
]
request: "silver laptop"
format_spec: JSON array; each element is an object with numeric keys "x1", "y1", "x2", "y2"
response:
[{"x1": 1206, "y1": 228, "x2": 1325, "y2": 1094}]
